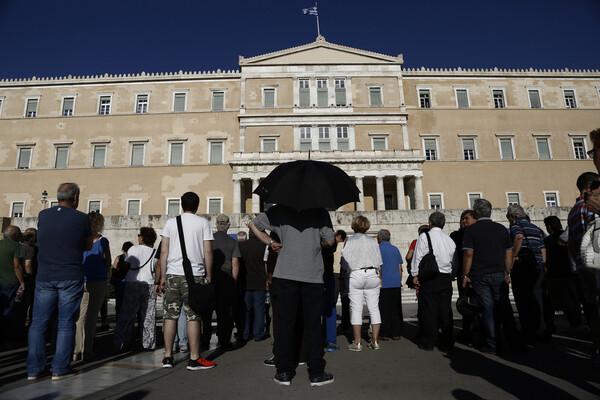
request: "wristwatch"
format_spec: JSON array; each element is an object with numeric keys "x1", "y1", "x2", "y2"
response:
[
  {"x1": 461, "y1": 275, "x2": 469, "y2": 279},
  {"x1": 269, "y1": 239, "x2": 274, "y2": 247}
]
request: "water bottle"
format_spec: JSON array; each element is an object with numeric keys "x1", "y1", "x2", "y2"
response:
[
  {"x1": 265, "y1": 292, "x2": 270, "y2": 305},
  {"x1": 14, "y1": 286, "x2": 23, "y2": 303}
]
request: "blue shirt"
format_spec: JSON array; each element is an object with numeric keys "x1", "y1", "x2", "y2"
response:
[
  {"x1": 83, "y1": 237, "x2": 109, "y2": 282},
  {"x1": 37, "y1": 206, "x2": 92, "y2": 282},
  {"x1": 379, "y1": 241, "x2": 403, "y2": 288}
]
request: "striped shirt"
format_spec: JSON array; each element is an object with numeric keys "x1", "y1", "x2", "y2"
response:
[
  {"x1": 510, "y1": 219, "x2": 545, "y2": 266},
  {"x1": 567, "y1": 197, "x2": 595, "y2": 269}
]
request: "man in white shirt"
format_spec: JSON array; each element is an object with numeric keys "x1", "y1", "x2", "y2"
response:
[
  {"x1": 412, "y1": 211, "x2": 456, "y2": 351},
  {"x1": 156, "y1": 192, "x2": 215, "y2": 370}
]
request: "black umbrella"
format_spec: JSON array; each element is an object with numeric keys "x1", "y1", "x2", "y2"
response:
[{"x1": 253, "y1": 160, "x2": 360, "y2": 211}]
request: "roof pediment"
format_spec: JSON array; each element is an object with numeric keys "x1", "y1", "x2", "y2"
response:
[{"x1": 239, "y1": 36, "x2": 403, "y2": 66}]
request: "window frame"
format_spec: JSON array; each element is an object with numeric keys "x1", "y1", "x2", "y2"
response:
[
  {"x1": 497, "y1": 136, "x2": 515, "y2": 160},
  {"x1": 10, "y1": 201, "x2": 25, "y2": 218},
  {"x1": 454, "y1": 87, "x2": 470, "y2": 109},
  {"x1": 61, "y1": 95, "x2": 76, "y2": 116},
  {"x1": 169, "y1": 141, "x2": 185, "y2": 166},
  {"x1": 54, "y1": 145, "x2": 70, "y2": 169},
  {"x1": 173, "y1": 91, "x2": 188, "y2": 112},
  {"x1": 261, "y1": 137, "x2": 278, "y2": 152},
  {"x1": 467, "y1": 192, "x2": 482, "y2": 208},
  {"x1": 0, "y1": 96, "x2": 4, "y2": 118},
  {"x1": 211, "y1": 89, "x2": 225, "y2": 111},
  {"x1": 87, "y1": 200, "x2": 102, "y2": 213},
  {"x1": 491, "y1": 87, "x2": 507, "y2": 109},
  {"x1": 298, "y1": 78, "x2": 311, "y2": 107},
  {"x1": 337, "y1": 125, "x2": 349, "y2": 150},
  {"x1": 208, "y1": 141, "x2": 224, "y2": 164},
  {"x1": 130, "y1": 142, "x2": 146, "y2": 167},
  {"x1": 299, "y1": 126, "x2": 312, "y2": 151},
  {"x1": 207, "y1": 197, "x2": 223, "y2": 214},
  {"x1": 17, "y1": 146, "x2": 33, "y2": 169},
  {"x1": 428, "y1": 193, "x2": 444, "y2": 210},
  {"x1": 262, "y1": 87, "x2": 276, "y2": 108},
  {"x1": 24, "y1": 96, "x2": 40, "y2": 118},
  {"x1": 92, "y1": 143, "x2": 108, "y2": 168},
  {"x1": 334, "y1": 78, "x2": 347, "y2": 106},
  {"x1": 506, "y1": 192, "x2": 521, "y2": 206},
  {"x1": 368, "y1": 86, "x2": 383, "y2": 107},
  {"x1": 526, "y1": 88, "x2": 543, "y2": 109},
  {"x1": 371, "y1": 136, "x2": 388, "y2": 150},
  {"x1": 543, "y1": 191, "x2": 560, "y2": 207},
  {"x1": 98, "y1": 93, "x2": 113, "y2": 115},
  {"x1": 534, "y1": 135, "x2": 552, "y2": 160},
  {"x1": 571, "y1": 136, "x2": 587, "y2": 160},
  {"x1": 135, "y1": 92, "x2": 150, "y2": 114},
  {"x1": 126, "y1": 199, "x2": 142, "y2": 216},
  {"x1": 417, "y1": 86, "x2": 432, "y2": 108},
  {"x1": 166, "y1": 198, "x2": 181, "y2": 215},
  {"x1": 316, "y1": 79, "x2": 329, "y2": 107},
  {"x1": 318, "y1": 126, "x2": 331, "y2": 150},
  {"x1": 562, "y1": 88, "x2": 578, "y2": 109},
  {"x1": 422, "y1": 137, "x2": 438, "y2": 161}
]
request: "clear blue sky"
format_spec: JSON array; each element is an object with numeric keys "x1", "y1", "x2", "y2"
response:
[{"x1": 1, "y1": 0, "x2": 599, "y2": 79}]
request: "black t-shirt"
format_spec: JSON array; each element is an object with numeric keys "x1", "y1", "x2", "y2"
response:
[
  {"x1": 544, "y1": 231, "x2": 572, "y2": 278},
  {"x1": 462, "y1": 219, "x2": 512, "y2": 279},
  {"x1": 239, "y1": 237, "x2": 267, "y2": 291}
]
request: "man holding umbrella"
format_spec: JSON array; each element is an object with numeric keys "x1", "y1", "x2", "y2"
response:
[{"x1": 248, "y1": 160, "x2": 359, "y2": 387}]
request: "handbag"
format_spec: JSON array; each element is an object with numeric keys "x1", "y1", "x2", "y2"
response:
[
  {"x1": 515, "y1": 221, "x2": 542, "y2": 270},
  {"x1": 581, "y1": 219, "x2": 600, "y2": 271},
  {"x1": 456, "y1": 286, "x2": 482, "y2": 319},
  {"x1": 176, "y1": 215, "x2": 216, "y2": 315},
  {"x1": 418, "y1": 231, "x2": 439, "y2": 281}
]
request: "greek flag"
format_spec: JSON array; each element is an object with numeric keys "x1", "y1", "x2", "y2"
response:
[{"x1": 302, "y1": 6, "x2": 318, "y2": 16}]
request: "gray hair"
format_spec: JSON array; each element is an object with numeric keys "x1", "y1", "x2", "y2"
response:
[
  {"x1": 377, "y1": 229, "x2": 391, "y2": 242},
  {"x1": 3, "y1": 225, "x2": 21, "y2": 241},
  {"x1": 57, "y1": 183, "x2": 80, "y2": 202},
  {"x1": 507, "y1": 204, "x2": 527, "y2": 220},
  {"x1": 473, "y1": 199, "x2": 492, "y2": 218},
  {"x1": 429, "y1": 211, "x2": 446, "y2": 229}
]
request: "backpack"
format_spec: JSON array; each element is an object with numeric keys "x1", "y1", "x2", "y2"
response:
[{"x1": 581, "y1": 219, "x2": 600, "y2": 271}]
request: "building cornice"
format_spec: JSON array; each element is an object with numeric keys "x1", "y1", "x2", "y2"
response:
[{"x1": 403, "y1": 66, "x2": 600, "y2": 78}]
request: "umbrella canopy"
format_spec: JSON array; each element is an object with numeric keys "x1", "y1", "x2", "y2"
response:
[{"x1": 253, "y1": 160, "x2": 360, "y2": 211}]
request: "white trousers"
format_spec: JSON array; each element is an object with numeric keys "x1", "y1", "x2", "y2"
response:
[{"x1": 348, "y1": 269, "x2": 381, "y2": 326}]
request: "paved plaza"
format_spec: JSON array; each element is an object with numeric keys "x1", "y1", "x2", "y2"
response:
[{"x1": 1, "y1": 294, "x2": 599, "y2": 400}]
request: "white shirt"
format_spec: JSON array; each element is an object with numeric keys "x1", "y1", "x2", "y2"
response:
[
  {"x1": 161, "y1": 213, "x2": 214, "y2": 277},
  {"x1": 341, "y1": 234, "x2": 383, "y2": 271},
  {"x1": 124, "y1": 245, "x2": 157, "y2": 285},
  {"x1": 411, "y1": 227, "x2": 456, "y2": 276}
]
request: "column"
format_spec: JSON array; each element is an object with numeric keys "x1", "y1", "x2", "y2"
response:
[
  {"x1": 232, "y1": 178, "x2": 241, "y2": 214},
  {"x1": 396, "y1": 176, "x2": 405, "y2": 210},
  {"x1": 252, "y1": 178, "x2": 260, "y2": 213},
  {"x1": 401, "y1": 124, "x2": 409, "y2": 150},
  {"x1": 376, "y1": 176, "x2": 385, "y2": 211},
  {"x1": 414, "y1": 176, "x2": 424, "y2": 210},
  {"x1": 355, "y1": 177, "x2": 364, "y2": 211}
]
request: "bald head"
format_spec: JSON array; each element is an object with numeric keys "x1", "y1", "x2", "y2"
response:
[
  {"x1": 3, "y1": 225, "x2": 22, "y2": 241},
  {"x1": 57, "y1": 182, "x2": 80, "y2": 209}
]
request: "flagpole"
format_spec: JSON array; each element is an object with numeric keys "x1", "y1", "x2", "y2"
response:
[{"x1": 315, "y1": 2, "x2": 321, "y2": 37}]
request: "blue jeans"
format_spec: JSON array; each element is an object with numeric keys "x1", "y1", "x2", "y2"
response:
[
  {"x1": 0, "y1": 283, "x2": 20, "y2": 345},
  {"x1": 244, "y1": 290, "x2": 266, "y2": 340},
  {"x1": 472, "y1": 272, "x2": 517, "y2": 349},
  {"x1": 323, "y1": 274, "x2": 338, "y2": 345},
  {"x1": 175, "y1": 307, "x2": 188, "y2": 348},
  {"x1": 27, "y1": 279, "x2": 83, "y2": 376}
]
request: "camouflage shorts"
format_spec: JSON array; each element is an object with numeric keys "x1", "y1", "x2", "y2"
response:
[{"x1": 163, "y1": 274, "x2": 208, "y2": 321}]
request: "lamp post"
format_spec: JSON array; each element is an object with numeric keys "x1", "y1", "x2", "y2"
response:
[{"x1": 41, "y1": 190, "x2": 48, "y2": 209}]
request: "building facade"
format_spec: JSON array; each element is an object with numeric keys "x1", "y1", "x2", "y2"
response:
[{"x1": 1, "y1": 36, "x2": 599, "y2": 218}]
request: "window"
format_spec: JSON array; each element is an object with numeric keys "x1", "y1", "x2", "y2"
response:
[
  {"x1": 300, "y1": 126, "x2": 312, "y2": 151},
  {"x1": 25, "y1": 98, "x2": 38, "y2": 117},
  {"x1": 372, "y1": 137, "x2": 387, "y2": 150},
  {"x1": 17, "y1": 147, "x2": 32, "y2": 169},
  {"x1": 428, "y1": 194, "x2": 443, "y2": 209},
  {"x1": 299, "y1": 79, "x2": 310, "y2": 107},
  {"x1": 262, "y1": 138, "x2": 277, "y2": 152},
  {"x1": 263, "y1": 88, "x2": 275, "y2": 108},
  {"x1": 456, "y1": 89, "x2": 470, "y2": 108},
  {"x1": 318, "y1": 126, "x2": 330, "y2": 150},
  {"x1": 462, "y1": 138, "x2": 476, "y2": 160},
  {"x1": 493, "y1": 89, "x2": 505, "y2": 108},
  {"x1": 167, "y1": 199, "x2": 181, "y2": 215},
  {"x1": 507, "y1": 193, "x2": 520, "y2": 205},
  {"x1": 528, "y1": 89, "x2": 542, "y2": 109},
  {"x1": 130, "y1": 143, "x2": 145, "y2": 166},
  {"x1": 54, "y1": 146, "x2": 69, "y2": 168},
  {"x1": 544, "y1": 192, "x2": 559, "y2": 207},
  {"x1": 92, "y1": 145, "x2": 107, "y2": 168},
  {"x1": 169, "y1": 142, "x2": 184, "y2": 165},
  {"x1": 369, "y1": 87, "x2": 382, "y2": 107},
  {"x1": 419, "y1": 89, "x2": 431, "y2": 108},
  {"x1": 563, "y1": 89, "x2": 577, "y2": 108},
  {"x1": 173, "y1": 92, "x2": 187, "y2": 112},
  {"x1": 50, "y1": 201, "x2": 59, "y2": 208},
  {"x1": 468, "y1": 193, "x2": 481, "y2": 208},
  {"x1": 62, "y1": 97, "x2": 75, "y2": 116},
  {"x1": 99, "y1": 95, "x2": 111, "y2": 115},
  {"x1": 212, "y1": 91, "x2": 224, "y2": 111},
  {"x1": 317, "y1": 79, "x2": 328, "y2": 107},
  {"x1": 88, "y1": 200, "x2": 102, "y2": 213},
  {"x1": 127, "y1": 199, "x2": 141, "y2": 216},
  {"x1": 335, "y1": 79, "x2": 346, "y2": 106},
  {"x1": 536, "y1": 137, "x2": 551, "y2": 160},
  {"x1": 11, "y1": 202, "x2": 25, "y2": 218},
  {"x1": 207, "y1": 198, "x2": 222, "y2": 214},
  {"x1": 337, "y1": 126, "x2": 349, "y2": 150},
  {"x1": 499, "y1": 138, "x2": 514, "y2": 160},
  {"x1": 136, "y1": 94, "x2": 149, "y2": 114},
  {"x1": 209, "y1": 141, "x2": 223, "y2": 164},
  {"x1": 572, "y1": 137, "x2": 587, "y2": 160},
  {"x1": 423, "y1": 138, "x2": 437, "y2": 160}
]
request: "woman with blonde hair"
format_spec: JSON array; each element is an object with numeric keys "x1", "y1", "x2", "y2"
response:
[
  {"x1": 73, "y1": 212, "x2": 111, "y2": 361},
  {"x1": 342, "y1": 215, "x2": 383, "y2": 351}
]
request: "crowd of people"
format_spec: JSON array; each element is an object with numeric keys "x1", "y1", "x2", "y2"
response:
[{"x1": 1, "y1": 129, "x2": 599, "y2": 385}]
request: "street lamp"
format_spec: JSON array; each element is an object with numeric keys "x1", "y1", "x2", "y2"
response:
[{"x1": 41, "y1": 190, "x2": 48, "y2": 209}]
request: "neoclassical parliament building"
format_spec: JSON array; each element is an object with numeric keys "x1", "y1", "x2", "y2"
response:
[{"x1": 1, "y1": 37, "x2": 599, "y2": 218}]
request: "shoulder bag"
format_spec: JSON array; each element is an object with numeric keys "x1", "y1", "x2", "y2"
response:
[
  {"x1": 176, "y1": 215, "x2": 216, "y2": 315},
  {"x1": 581, "y1": 219, "x2": 600, "y2": 271},
  {"x1": 418, "y1": 231, "x2": 439, "y2": 281}
]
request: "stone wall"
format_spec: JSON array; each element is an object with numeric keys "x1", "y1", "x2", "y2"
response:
[{"x1": 6, "y1": 206, "x2": 570, "y2": 277}]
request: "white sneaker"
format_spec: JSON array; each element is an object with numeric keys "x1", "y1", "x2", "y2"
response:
[
  {"x1": 369, "y1": 341, "x2": 380, "y2": 350},
  {"x1": 347, "y1": 342, "x2": 362, "y2": 352}
]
